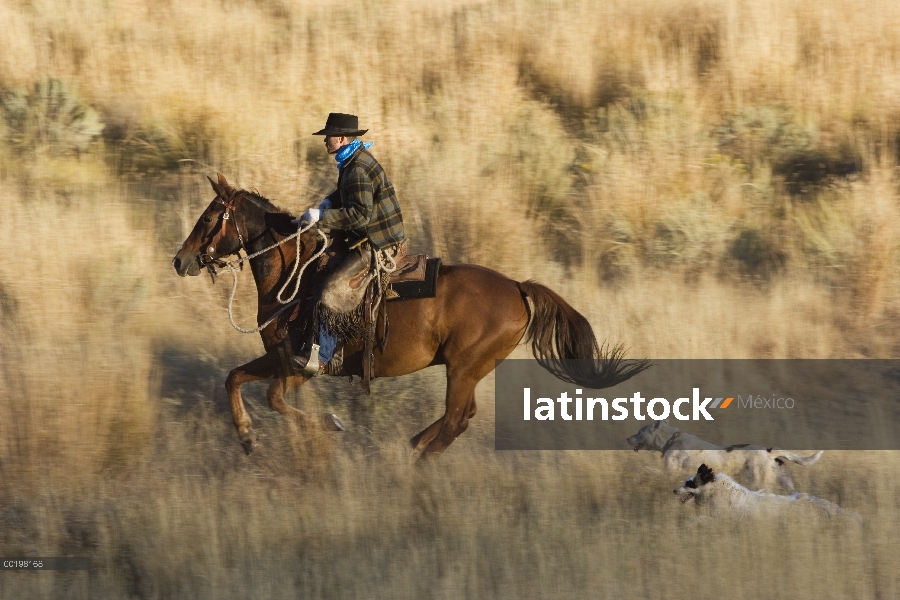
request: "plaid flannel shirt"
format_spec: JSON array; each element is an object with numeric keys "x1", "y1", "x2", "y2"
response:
[{"x1": 319, "y1": 147, "x2": 405, "y2": 249}]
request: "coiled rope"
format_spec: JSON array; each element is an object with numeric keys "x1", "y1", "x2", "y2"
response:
[
  {"x1": 216, "y1": 222, "x2": 327, "y2": 334},
  {"x1": 368, "y1": 246, "x2": 399, "y2": 323}
]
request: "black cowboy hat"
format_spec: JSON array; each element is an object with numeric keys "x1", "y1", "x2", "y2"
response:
[{"x1": 312, "y1": 113, "x2": 368, "y2": 137}]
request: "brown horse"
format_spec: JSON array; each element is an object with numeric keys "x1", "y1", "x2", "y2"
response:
[{"x1": 173, "y1": 174, "x2": 650, "y2": 455}]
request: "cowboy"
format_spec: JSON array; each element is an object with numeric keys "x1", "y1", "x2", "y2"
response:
[{"x1": 292, "y1": 113, "x2": 406, "y2": 376}]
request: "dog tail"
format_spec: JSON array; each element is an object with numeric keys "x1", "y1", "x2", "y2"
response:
[
  {"x1": 846, "y1": 510, "x2": 865, "y2": 526},
  {"x1": 776, "y1": 450, "x2": 824, "y2": 466}
]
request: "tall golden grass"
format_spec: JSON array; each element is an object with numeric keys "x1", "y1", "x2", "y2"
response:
[{"x1": 1, "y1": 0, "x2": 900, "y2": 597}]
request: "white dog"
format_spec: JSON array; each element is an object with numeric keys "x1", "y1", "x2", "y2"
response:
[
  {"x1": 674, "y1": 464, "x2": 861, "y2": 523},
  {"x1": 626, "y1": 419, "x2": 823, "y2": 492}
]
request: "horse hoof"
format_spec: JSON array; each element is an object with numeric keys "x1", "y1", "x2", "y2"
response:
[
  {"x1": 239, "y1": 428, "x2": 259, "y2": 454},
  {"x1": 322, "y1": 413, "x2": 345, "y2": 432}
]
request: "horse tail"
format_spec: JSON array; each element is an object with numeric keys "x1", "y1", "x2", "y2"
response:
[{"x1": 518, "y1": 280, "x2": 651, "y2": 388}]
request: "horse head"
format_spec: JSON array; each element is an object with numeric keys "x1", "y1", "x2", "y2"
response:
[
  {"x1": 173, "y1": 173, "x2": 327, "y2": 312},
  {"x1": 173, "y1": 173, "x2": 247, "y2": 277}
]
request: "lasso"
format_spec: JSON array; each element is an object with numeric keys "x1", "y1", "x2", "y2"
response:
[{"x1": 215, "y1": 222, "x2": 328, "y2": 334}]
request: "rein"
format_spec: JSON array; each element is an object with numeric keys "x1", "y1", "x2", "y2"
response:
[{"x1": 199, "y1": 195, "x2": 328, "y2": 334}]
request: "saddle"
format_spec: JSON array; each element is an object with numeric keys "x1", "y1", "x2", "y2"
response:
[
  {"x1": 277, "y1": 236, "x2": 440, "y2": 394},
  {"x1": 386, "y1": 254, "x2": 442, "y2": 300}
]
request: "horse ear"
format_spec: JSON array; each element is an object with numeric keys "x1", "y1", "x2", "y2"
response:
[
  {"x1": 217, "y1": 172, "x2": 230, "y2": 188},
  {"x1": 207, "y1": 175, "x2": 226, "y2": 199}
]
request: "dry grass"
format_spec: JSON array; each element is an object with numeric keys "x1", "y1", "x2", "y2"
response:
[{"x1": 2, "y1": 0, "x2": 900, "y2": 597}]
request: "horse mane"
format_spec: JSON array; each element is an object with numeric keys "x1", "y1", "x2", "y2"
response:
[{"x1": 238, "y1": 188, "x2": 294, "y2": 217}]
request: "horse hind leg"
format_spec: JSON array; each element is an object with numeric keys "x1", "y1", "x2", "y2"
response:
[
  {"x1": 409, "y1": 387, "x2": 478, "y2": 452},
  {"x1": 413, "y1": 320, "x2": 523, "y2": 455},
  {"x1": 409, "y1": 419, "x2": 443, "y2": 452},
  {"x1": 411, "y1": 371, "x2": 478, "y2": 456}
]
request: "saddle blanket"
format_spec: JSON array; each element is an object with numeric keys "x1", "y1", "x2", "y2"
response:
[{"x1": 387, "y1": 256, "x2": 442, "y2": 301}]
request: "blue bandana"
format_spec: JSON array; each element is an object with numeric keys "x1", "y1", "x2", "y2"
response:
[{"x1": 335, "y1": 139, "x2": 373, "y2": 169}]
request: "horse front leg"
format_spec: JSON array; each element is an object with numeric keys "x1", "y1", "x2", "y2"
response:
[
  {"x1": 266, "y1": 375, "x2": 345, "y2": 431},
  {"x1": 225, "y1": 353, "x2": 280, "y2": 454}
]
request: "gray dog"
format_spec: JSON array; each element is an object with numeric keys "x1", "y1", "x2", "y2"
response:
[{"x1": 627, "y1": 420, "x2": 823, "y2": 492}]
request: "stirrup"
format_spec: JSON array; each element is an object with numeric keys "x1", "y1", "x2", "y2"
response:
[{"x1": 292, "y1": 343, "x2": 323, "y2": 377}]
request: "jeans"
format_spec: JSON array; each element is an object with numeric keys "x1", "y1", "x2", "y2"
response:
[{"x1": 317, "y1": 322, "x2": 338, "y2": 363}]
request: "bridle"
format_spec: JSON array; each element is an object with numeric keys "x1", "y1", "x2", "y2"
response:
[
  {"x1": 197, "y1": 193, "x2": 248, "y2": 279},
  {"x1": 187, "y1": 190, "x2": 329, "y2": 333}
]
